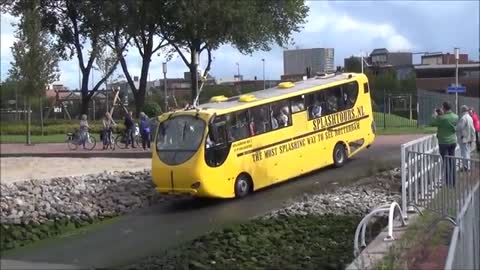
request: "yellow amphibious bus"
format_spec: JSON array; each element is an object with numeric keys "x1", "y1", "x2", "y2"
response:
[{"x1": 152, "y1": 72, "x2": 375, "y2": 198}]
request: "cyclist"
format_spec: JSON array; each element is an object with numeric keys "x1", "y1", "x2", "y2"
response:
[{"x1": 102, "y1": 112, "x2": 116, "y2": 150}]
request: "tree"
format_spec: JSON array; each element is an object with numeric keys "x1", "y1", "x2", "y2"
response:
[
  {"x1": 106, "y1": 0, "x2": 168, "y2": 116},
  {"x1": 161, "y1": 0, "x2": 309, "y2": 104},
  {"x1": 38, "y1": 0, "x2": 129, "y2": 115},
  {"x1": 8, "y1": 0, "x2": 59, "y2": 144},
  {"x1": 94, "y1": 44, "x2": 118, "y2": 112},
  {"x1": 344, "y1": 56, "x2": 362, "y2": 73}
]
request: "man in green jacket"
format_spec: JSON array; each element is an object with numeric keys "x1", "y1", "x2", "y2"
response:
[{"x1": 431, "y1": 102, "x2": 458, "y2": 186}]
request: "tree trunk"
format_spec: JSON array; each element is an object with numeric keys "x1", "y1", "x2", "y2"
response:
[
  {"x1": 135, "y1": 91, "x2": 146, "y2": 118},
  {"x1": 135, "y1": 54, "x2": 151, "y2": 117},
  {"x1": 80, "y1": 70, "x2": 91, "y2": 115},
  {"x1": 40, "y1": 97, "x2": 44, "y2": 136},
  {"x1": 189, "y1": 47, "x2": 199, "y2": 104},
  {"x1": 26, "y1": 97, "x2": 32, "y2": 145}
]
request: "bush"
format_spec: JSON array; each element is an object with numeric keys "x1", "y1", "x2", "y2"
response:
[{"x1": 142, "y1": 101, "x2": 162, "y2": 118}]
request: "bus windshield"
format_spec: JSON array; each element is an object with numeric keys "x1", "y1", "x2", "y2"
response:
[{"x1": 156, "y1": 115, "x2": 206, "y2": 152}]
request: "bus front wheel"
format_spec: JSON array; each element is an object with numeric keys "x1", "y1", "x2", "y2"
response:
[
  {"x1": 333, "y1": 143, "x2": 347, "y2": 167},
  {"x1": 234, "y1": 174, "x2": 252, "y2": 198}
]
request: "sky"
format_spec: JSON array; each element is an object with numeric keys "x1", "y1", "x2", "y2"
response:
[{"x1": 1, "y1": 0, "x2": 479, "y2": 90}]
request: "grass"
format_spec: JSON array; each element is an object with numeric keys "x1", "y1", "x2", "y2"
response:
[
  {"x1": 374, "y1": 210, "x2": 453, "y2": 270},
  {"x1": 373, "y1": 112, "x2": 417, "y2": 128},
  {"x1": 0, "y1": 134, "x2": 67, "y2": 144},
  {"x1": 376, "y1": 127, "x2": 436, "y2": 135}
]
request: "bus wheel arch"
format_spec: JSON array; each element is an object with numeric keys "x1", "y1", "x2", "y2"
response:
[
  {"x1": 333, "y1": 142, "x2": 348, "y2": 167},
  {"x1": 234, "y1": 173, "x2": 253, "y2": 198}
]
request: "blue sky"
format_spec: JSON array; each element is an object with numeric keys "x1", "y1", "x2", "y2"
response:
[{"x1": 1, "y1": 0, "x2": 479, "y2": 89}]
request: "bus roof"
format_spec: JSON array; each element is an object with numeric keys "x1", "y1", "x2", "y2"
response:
[{"x1": 193, "y1": 72, "x2": 363, "y2": 114}]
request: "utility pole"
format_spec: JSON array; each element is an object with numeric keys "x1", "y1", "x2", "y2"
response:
[
  {"x1": 361, "y1": 52, "x2": 364, "y2": 74},
  {"x1": 454, "y1": 47, "x2": 459, "y2": 114},
  {"x1": 236, "y1": 62, "x2": 240, "y2": 80},
  {"x1": 262, "y1": 59, "x2": 265, "y2": 89},
  {"x1": 162, "y1": 62, "x2": 168, "y2": 113}
]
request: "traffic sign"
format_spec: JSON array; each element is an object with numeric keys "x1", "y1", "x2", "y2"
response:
[{"x1": 447, "y1": 85, "x2": 466, "y2": 93}]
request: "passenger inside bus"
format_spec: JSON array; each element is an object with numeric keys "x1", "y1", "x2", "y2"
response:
[
  {"x1": 311, "y1": 101, "x2": 322, "y2": 118},
  {"x1": 277, "y1": 107, "x2": 289, "y2": 127}
]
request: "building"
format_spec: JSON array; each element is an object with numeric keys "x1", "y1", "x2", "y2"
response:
[
  {"x1": 369, "y1": 48, "x2": 412, "y2": 67},
  {"x1": 414, "y1": 63, "x2": 480, "y2": 98},
  {"x1": 367, "y1": 48, "x2": 414, "y2": 79},
  {"x1": 283, "y1": 48, "x2": 335, "y2": 76},
  {"x1": 421, "y1": 53, "x2": 469, "y2": 65}
]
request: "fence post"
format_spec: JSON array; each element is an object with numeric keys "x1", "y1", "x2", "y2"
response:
[
  {"x1": 383, "y1": 89, "x2": 386, "y2": 129},
  {"x1": 409, "y1": 94, "x2": 412, "y2": 121},
  {"x1": 401, "y1": 143, "x2": 408, "y2": 219}
]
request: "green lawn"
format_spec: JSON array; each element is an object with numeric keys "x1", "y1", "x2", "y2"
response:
[
  {"x1": 0, "y1": 134, "x2": 67, "y2": 144},
  {"x1": 374, "y1": 111, "x2": 417, "y2": 128},
  {"x1": 376, "y1": 127, "x2": 436, "y2": 135}
]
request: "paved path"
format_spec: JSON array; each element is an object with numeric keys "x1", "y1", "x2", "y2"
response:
[
  {"x1": 1, "y1": 135, "x2": 424, "y2": 269},
  {"x1": 0, "y1": 143, "x2": 151, "y2": 158}
]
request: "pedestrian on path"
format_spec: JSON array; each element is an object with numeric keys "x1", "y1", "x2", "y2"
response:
[
  {"x1": 79, "y1": 114, "x2": 89, "y2": 150},
  {"x1": 456, "y1": 105, "x2": 476, "y2": 170},
  {"x1": 124, "y1": 111, "x2": 136, "y2": 149},
  {"x1": 469, "y1": 107, "x2": 480, "y2": 152},
  {"x1": 139, "y1": 112, "x2": 151, "y2": 150},
  {"x1": 431, "y1": 102, "x2": 458, "y2": 186}
]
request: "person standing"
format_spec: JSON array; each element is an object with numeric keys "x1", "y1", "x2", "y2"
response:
[
  {"x1": 79, "y1": 114, "x2": 89, "y2": 150},
  {"x1": 469, "y1": 107, "x2": 480, "y2": 152},
  {"x1": 124, "y1": 111, "x2": 136, "y2": 148},
  {"x1": 431, "y1": 102, "x2": 458, "y2": 186},
  {"x1": 139, "y1": 112, "x2": 151, "y2": 150},
  {"x1": 456, "y1": 105, "x2": 476, "y2": 170}
]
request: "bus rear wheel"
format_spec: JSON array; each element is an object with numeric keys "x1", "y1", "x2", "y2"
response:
[
  {"x1": 333, "y1": 143, "x2": 347, "y2": 167},
  {"x1": 234, "y1": 174, "x2": 252, "y2": 198}
]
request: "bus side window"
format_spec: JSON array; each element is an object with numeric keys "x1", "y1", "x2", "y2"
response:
[
  {"x1": 249, "y1": 105, "x2": 271, "y2": 135},
  {"x1": 228, "y1": 110, "x2": 249, "y2": 141},
  {"x1": 325, "y1": 86, "x2": 341, "y2": 113},
  {"x1": 270, "y1": 100, "x2": 291, "y2": 128},
  {"x1": 290, "y1": 95, "x2": 305, "y2": 113},
  {"x1": 307, "y1": 92, "x2": 323, "y2": 120},
  {"x1": 342, "y1": 82, "x2": 359, "y2": 109}
]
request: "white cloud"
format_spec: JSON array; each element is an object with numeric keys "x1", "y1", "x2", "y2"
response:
[{"x1": 300, "y1": 2, "x2": 414, "y2": 53}]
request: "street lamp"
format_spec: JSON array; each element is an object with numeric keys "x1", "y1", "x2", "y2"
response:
[
  {"x1": 162, "y1": 62, "x2": 168, "y2": 112},
  {"x1": 236, "y1": 62, "x2": 240, "y2": 80},
  {"x1": 262, "y1": 59, "x2": 265, "y2": 89},
  {"x1": 454, "y1": 47, "x2": 459, "y2": 113}
]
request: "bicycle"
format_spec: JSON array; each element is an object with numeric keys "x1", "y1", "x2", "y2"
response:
[
  {"x1": 115, "y1": 127, "x2": 140, "y2": 149},
  {"x1": 101, "y1": 128, "x2": 116, "y2": 150},
  {"x1": 66, "y1": 130, "x2": 96, "y2": 150}
]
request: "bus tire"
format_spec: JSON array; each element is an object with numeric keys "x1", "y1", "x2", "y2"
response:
[
  {"x1": 234, "y1": 173, "x2": 252, "y2": 198},
  {"x1": 333, "y1": 143, "x2": 347, "y2": 167}
]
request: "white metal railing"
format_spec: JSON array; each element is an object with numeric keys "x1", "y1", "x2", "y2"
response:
[
  {"x1": 445, "y1": 183, "x2": 480, "y2": 270},
  {"x1": 401, "y1": 134, "x2": 439, "y2": 218}
]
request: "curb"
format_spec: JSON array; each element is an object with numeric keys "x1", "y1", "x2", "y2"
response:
[
  {"x1": 0, "y1": 259, "x2": 93, "y2": 270},
  {"x1": 0, "y1": 152, "x2": 152, "y2": 158}
]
